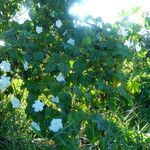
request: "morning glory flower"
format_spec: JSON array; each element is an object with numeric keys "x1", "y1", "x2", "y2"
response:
[
  {"x1": 135, "y1": 43, "x2": 141, "y2": 52},
  {"x1": 23, "y1": 61, "x2": 29, "y2": 71},
  {"x1": 0, "y1": 40, "x2": 5, "y2": 46},
  {"x1": 119, "y1": 27, "x2": 128, "y2": 37},
  {"x1": 107, "y1": 28, "x2": 111, "y2": 32},
  {"x1": 51, "y1": 96, "x2": 59, "y2": 103},
  {"x1": 32, "y1": 100, "x2": 44, "y2": 112},
  {"x1": 11, "y1": 97, "x2": 20, "y2": 109},
  {"x1": 67, "y1": 38, "x2": 75, "y2": 46},
  {"x1": 49, "y1": 118, "x2": 63, "y2": 132},
  {"x1": 56, "y1": 19, "x2": 62, "y2": 28},
  {"x1": 56, "y1": 73, "x2": 65, "y2": 82},
  {"x1": 0, "y1": 60, "x2": 11, "y2": 72},
  {"x1": 37, "y1": 3, "x2": 41, "y2": 8},
  {"x1": 31, "y1": 121, "x2": 41, "y2": 131},
  {"x1": 0, "y1": 75, "x2": 11, "y2": 91},
  {"x1": 36, "y1": 26, "x2": 43, "y2": 34},
  {"x1": 124, "y1": 40, "x2": 134, "y2": 48}
]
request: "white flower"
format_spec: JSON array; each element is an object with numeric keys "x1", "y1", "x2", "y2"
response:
[
  {"x1": 0, "y1": 40, "x2": 5, "y2": 46},
  {"x1": 36, "y1": 26, "x2": 43, "y2": 34},
  {"x1": 0, "y1": 60, "x2": 11, "y2": 72},
  {"x1": 63, "y1": 30, "x2": 68, "y2": 36},
  {"x1": 37, "y1": 3, "x2": 41, "y2": 8},
  {"x1": 56, "y1": 19, "x2": 62, "y2": 28},
  {"x1": 10, "y1": 6, "x2": 31, "y2": 24},
  {"x1": 119, "y1": 27, "x2": 128, "y2": 37},
  {"x1": 124, "y1": 40, "x2": 134, "y2": 48},
  {"x1": 138, "y1": 28, "x2": 150, "y2": 36},
  {"x1": 56, "y1": 73, "x2": 65, "y2": 82},
  {"x1": 97, "y1": 22, "x2": 103, "y2": 28},
  {"x1": 31, "y1": 121, "x2": 41, "y2": 131},
  {"x1": 51, "y1": 96, "x2": 59, "y2": 103},
  {"x1": 23, "y1": 61, "x2": 29, "y2": 71},
  {"x1": 135, "y1": 43, "x2": 141, "y2": 52},
  {"x1": 32, "y1": 100, "x2": 44, "y2": 112},
  {"x1": 107, "y1": 28, "x2": 111, "y2": 32},
  {"x1": 67, "y1": 38, "x2": 75, "y2": 46},
  {"x1": 11, "y1": 97, "x2": 20, "y2": 108},
  {"x1": 49, "y1": 118, "x2": 63, "y2": 132},
  {"x1": 0, "y1": 75, "x2": 11, "y2": 91}
]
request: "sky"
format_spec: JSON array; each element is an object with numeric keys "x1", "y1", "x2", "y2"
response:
[
  {"x1": 1, "y1": 0, "x2": 150, "y2": 30},
  {"x1": 69, "y1": 0, "x2": 150, "y2": 23},
  {"x1": 1, "y1": 0, "x2": 149, "y2": 47},
  {"x1": 9, "y1": 0, "x2": 150, "y2": 25}
]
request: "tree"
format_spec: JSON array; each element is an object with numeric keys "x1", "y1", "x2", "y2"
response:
[{"x1": 0, "y1": 0, "x2": 150, "y2": 149}]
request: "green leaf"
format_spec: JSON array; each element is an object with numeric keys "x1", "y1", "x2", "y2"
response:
[
  {"x1": 127, "y1": 80, "x2": 141, "y2": 94},
  {"x1": 45, "y1": 61, "x2": 57, "y2": 73},
  {"x1": 92, "y1": 114, "x2": 108, "y2": 131},
  {"x1": 82, "y1": 37, "x2": 92, "y2": 46},
  {"x1": 33, "y1": 51, "x2": 44, "y2": 62},
  {"x1": 68, "y1": 110, "x2": 88, "y2": 129},
  {"x1": 117, "y1": 86, "x2": 128, "y2": 99},
  {"x1": 59, "y1": 93, "x2": 71, "y2": 113},
  {"x1": 97, "y1": 80, "x2": 107, "y2": 91},
  {"x1": 117, "y1": 86, "x2": 134, "y2": 105},
  {"x1": 73, "y1": 60, "x2": 86, "y2": 74},
  {"x1": 84, "y1": 27, "x2": 94, "y2": 37},
  {"x1": 58, "y1": 62, "x2": 70, "y2": 75},
  {"x1": 44, "y1": 107, "x2": 60, "y2": 120}
]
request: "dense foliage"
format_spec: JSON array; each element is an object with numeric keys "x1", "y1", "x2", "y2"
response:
[{"x1": 0, "y1": 0, "x2": 150, "y2": 149}]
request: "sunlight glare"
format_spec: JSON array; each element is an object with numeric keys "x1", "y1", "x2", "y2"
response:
[{"x1": 69, "y1": 0, "x2": 150, "y2": 24}]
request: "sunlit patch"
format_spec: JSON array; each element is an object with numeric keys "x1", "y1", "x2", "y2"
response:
[
  {"x1": 69, "y1": 0, "x2": 150, "y2": 24},
  {"x1": 10, "y1": 5, "x2": 31, "y2": 24},
  {"x1": 128, "y1": 13, "x2": 143, "y2": 24},
  {"x1": 0, "y1": 40, "x2": 5, "y2": 46}
]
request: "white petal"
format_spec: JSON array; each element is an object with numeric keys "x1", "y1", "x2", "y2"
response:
[
  {"x1": 51, "y1": 96, "x2": 59, "y2": 103},
  {"x1": 56, "y1": 73, "x2": 65, "y2": 82},
  {"x1": 31, "y1": 121, "x2": 41, "y2": 131},
  {"x1": 0, "y1": 61, "x2": 11, "y2": 72},
  {"x1": 67, "y1": 38, "x2": 75, "y2": 45},
  {"x1": 32, "y1": 100, "x2": 45, "y2": 112},
  {"x1": 36, "y1": 26, "x2": 43, "y2": 34},
  {"x1": 23, "y1": 61, "x2": 29, "y2": 71},
  {"x1": 0, "y1": 75, "x2": 11, "y2": 91},
  {"x1": 11, "y1": 97, "x2": 20, "y2": 108},
  {"x1": 56, "y1": 19, "x2": 62, "y2": 28},
  {"x1": 49, "y1": 118, "x2": 63, "y2": 132}
]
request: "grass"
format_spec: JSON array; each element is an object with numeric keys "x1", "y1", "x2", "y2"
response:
[
  {"x1": 0, "y1": 100, "x2": 150, "y2": 150},
  {"x1": 0, "y1": 81, "x2": 150, "y2": 149}
]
